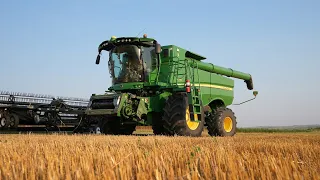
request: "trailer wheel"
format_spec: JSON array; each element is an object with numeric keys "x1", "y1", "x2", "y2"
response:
[
  {"x1": 4, "y1": 114, "x2": 19, "y2": 129},
  {"x1": 206, "y1": 107, "x2": 237, "y2": 136},
  {"x1": 162, "y1": 92, "x2": 204, "y2": 137},
  {"x1": 0, "y1": 117, "x2": 6, "y2": 128}
]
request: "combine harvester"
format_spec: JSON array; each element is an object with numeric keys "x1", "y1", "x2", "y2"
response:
[
  {"x1": 0, "y1": 91, "x2": 89, "y2": 132},
  {"x1": 1, "y1": 35, "x2": 258, "y2": 136},
  {"x1": 75, "y1": 34, "x2": 258, "y2": 136}
]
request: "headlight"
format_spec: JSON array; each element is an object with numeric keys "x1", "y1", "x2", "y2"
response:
[{"x1": 113, "y1": 96, "x2": 121, "y2": 107}]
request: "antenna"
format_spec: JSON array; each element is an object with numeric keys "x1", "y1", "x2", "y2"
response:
[{"x1": 136, "y1": 28, "x2": 146, "y2": 37}]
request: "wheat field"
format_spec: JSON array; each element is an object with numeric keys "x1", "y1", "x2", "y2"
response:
[{"x1": 0, "y1": 130, "x2": 319, "y2": 180}]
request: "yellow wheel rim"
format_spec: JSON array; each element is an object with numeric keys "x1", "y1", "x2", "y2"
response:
[
  {"x1": 186, "y1": 107, "x2": 200, "y2": 130},
  {"x1": 223, "y1": 117, "x2": 233, "y2": 132}
]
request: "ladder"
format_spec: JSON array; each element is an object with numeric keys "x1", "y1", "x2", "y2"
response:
[
  {"x1": 170, "y1": 58, "x2": 202, "y2": 121},
  {"x1": 189, "y1": 60, "x2": 202, "y2": 121},
  {"x1": 165, "y1": 56, "x2": 185, "y2": 87},
  {"x1": 174, "y1": 58, "x2": 187, "y2": 86}
]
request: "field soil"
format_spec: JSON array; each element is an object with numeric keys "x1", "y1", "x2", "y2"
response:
[{"x1": 0, "y1": 129, "x2": 319, "y2": 180}]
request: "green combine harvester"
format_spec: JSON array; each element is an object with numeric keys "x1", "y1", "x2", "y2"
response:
[{"x1": 76, "y1": 34, "x2": 258, "y2": 137}]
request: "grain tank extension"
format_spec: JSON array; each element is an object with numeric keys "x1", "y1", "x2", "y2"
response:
[{"x1": 78, "y1": 35, "x2": 258, "y2": 136}]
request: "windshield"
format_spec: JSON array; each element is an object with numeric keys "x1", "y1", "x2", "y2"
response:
[{"x1": 108, "y1": 45, "x2": 156, "y2": 84}]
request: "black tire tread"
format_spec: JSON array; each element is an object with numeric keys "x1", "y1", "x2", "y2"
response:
[
  {"x1": 99, "y1": 119, "x2": 136, "y2": 135},
  {"x1": 162, "y1": 93, "x2": 204, "y2": 137},
  {"x1": 206, "y1": 107, "x2": 237, "y2": 137},
  {"x1": 152, "y1": 112, "x2": 165, "y2": 135}
]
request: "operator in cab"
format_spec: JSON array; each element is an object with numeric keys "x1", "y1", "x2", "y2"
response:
[{"x1": 112, "y1": 45, "x2": 147, "y2": 83}]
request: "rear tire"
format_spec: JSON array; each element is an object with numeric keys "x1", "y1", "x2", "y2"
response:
[
  {"x1": 206, "y1": 107, "x2": 237, "y2": 136},
  {"x1": 162, "y1": 93, "x2": 204, "y2": 137}
]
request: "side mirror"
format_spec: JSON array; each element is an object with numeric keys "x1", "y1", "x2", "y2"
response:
[
  {"x1": 155, "y1": 43, "x2": 161, "y2": 54},
  {"x1": 96, "y1": 54, "x2": 101, "y2": 64}
]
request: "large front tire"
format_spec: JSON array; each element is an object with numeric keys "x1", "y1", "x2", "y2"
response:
[
  {"x1": 97, "y1": 118, "x2": 136, "y2": 135},
  {"x1": 206, "y1": 107, "x2": 237, "y2": 136},
  {"x1": 152, "y1": 112, "x2": 165, "y2": 135},
  {"x1": 162, "y1": 93, "x2": 204, "y2": 137}
]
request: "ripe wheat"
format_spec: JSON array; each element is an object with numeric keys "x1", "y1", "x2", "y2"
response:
[{"x1": 0, "y1": 132, "x2": 319, "y2": 180}]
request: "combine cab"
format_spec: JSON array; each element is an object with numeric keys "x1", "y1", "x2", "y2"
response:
[{"x1": 79, "y1": 34, "x2": 258, "y2": 136}]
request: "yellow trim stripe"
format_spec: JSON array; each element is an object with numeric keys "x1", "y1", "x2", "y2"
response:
[
  {"x1": 199, "y1": 84, "x2": 233, "y2": 91},
  {"x1": 178, "y1": 83, "x2": 233, "y2": 91}
]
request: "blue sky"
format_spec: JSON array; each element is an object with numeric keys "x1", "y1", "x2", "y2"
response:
[{"x1": 1, "y1": 0, "x2": 319, "y2": 127}]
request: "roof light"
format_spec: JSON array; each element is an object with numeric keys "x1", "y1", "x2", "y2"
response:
[{"x1": 111, "y1": 36, "x2": 117, "y2": 40}]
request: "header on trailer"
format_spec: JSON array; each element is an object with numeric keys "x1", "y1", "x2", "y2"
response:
[
  {"x1": 0, "y1": 90, "x2": 89, "y2": 107},
  {"x1": 0, "y1": 90, "x2": 90, "y2": 131}
]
